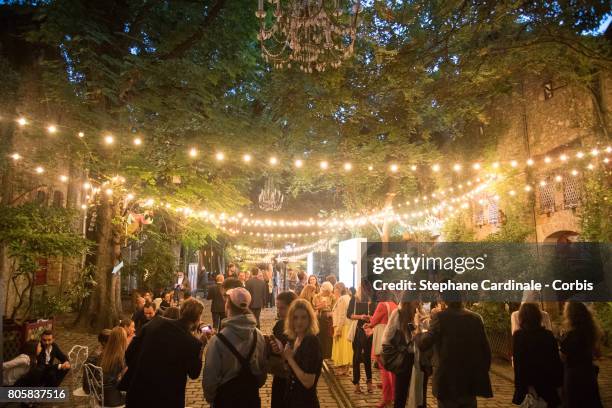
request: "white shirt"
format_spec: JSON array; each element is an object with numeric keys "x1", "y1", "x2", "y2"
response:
[{"x1": 2, "y1": 354, "x2": 30, "y2": 386}]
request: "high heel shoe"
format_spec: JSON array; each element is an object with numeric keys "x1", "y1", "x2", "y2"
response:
[
  {"x1": 366, "y1": 381, "x2": 374, "y2": 394},
  {"x1": 354, "y1": 384, "x2": 362, "y2": 394}
]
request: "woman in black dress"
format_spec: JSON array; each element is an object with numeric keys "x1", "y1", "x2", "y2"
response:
[
  {"x1": 512, "y1": 303, "x2": 562, "y2": 406},
  {"x1": 281, "y1": 298, "x2": 324, "y2": 408},
  {"x1": 560, "y1": 302, "x2": 603, "y2": 408}
]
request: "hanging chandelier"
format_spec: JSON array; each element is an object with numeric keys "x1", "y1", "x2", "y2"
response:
[
  {"x1": 256, "y1": 0, "x2": 360, "y2": 73},
  {"x1": 259, "y1": 176, "x2": 284, "y2": 211}
]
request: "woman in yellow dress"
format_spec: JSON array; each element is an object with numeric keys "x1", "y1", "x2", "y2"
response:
[{"x1": 331, "y1": 282, "x2": 353, "y2": 375}]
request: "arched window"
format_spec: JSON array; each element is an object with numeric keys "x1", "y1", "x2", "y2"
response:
[{"x1": 52, "y1": 190, "x2": 64, "y2": 207}]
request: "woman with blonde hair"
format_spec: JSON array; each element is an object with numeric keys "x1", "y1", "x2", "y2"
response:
[
  {"x1": 300, "y1": 284, "x2": 317, "y2": 304},
  {"x1": 281, "y1": 299, "x2": 323, "y2": 408},
  {"x1": 98, "y1": 327, "x2": 128, "y2": 407},
  {"x1": 313, "y1": 281, "x2": 336, "y2": 359},
  {"x1": 331, "y1": 282, "x2": 352, "y2": 375}
]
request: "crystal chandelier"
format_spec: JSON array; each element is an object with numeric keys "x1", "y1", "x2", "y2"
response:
[
  {"x1": 259, "y1": 176, "x2": 284, "y2": 211},
  {"x1": 256, "y1": 0, "x2": 360, "y2": 73}
]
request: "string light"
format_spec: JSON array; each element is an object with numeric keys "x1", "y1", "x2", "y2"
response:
[
  {"x1": 472, "y1": 163, "x2": 481, "y2": 170},
  {"x1": 390, "y1": 164, "x2": 399, "y2": 173},
  {"x1": 453, "y1": 164, "x2": 461, "y2": 172},
  {"x1": 105, "y1": 188, "x2": 113, "y2": 196},
  {"x1": 554, "y1": 175, "x2": 563, "y2": 182},
  {"x1": 133, "y1": 137, "x2": 142, "y2": 146},
  {"x1": 320, "y1": 161, "x2": 329, "y2": 170},
  {"x1": 269, "y1": 156, "x2": 278, "y2": 165},
  {"x1": 78, "y1": 131, "x2": 85, "y2": 138},
  {"x1": 83, "y1": 182, "x2": 91, "y2": 190},
  {"x1": 81, "y1": 204, "x2": 87, "y2": 210},
  {"x1": 47, "y1": 125, "x2": 58, "y2": 134},
  {"x1": 492, "y1": 162, "x2": 500, "y2": 169},
  {"x1": 189, "y1": 148, "x2": 198, "y2": 158},
  {"x1": 432, "y1": 164, "x2": 440, "y2": 172},
  {"x1": 343, "y1": 162, "x2": 352, "y2": 171},
  {"x1": 294, "y1": 159, "x2": 303, "y2": 168},
  {"x1": 215, "y1": 152, "x2": 225, "y2": 161},
  {"x1": 367, "y1": 165, "x2": 374, "y2": 171},
  {"x1": 243, "y1": 154, "x2": 252, "y2": 163},
  {"x1": 510, "y1": 160, "x2": 518, "y2": 168},
  {"x1": 59, "y1": 175, "x2": 68, "y2": 182},
  {"x1": 104, "y1": 135, "x2": 114, "y2": 145},
  {"x1": 10, "y1": 153, "x2": 21, "y2": 160},
  {"x1": 410, "y1": 165, "x2": 417, "y2": 171},
  {"x1": 526, "y1": 159, "x2": 534, "y2": 166},
  {"x1": 544, "y1": 156, "x2": 552, "y2": 164},
  {"x1": 35, "y1": 166, "x2": 44, "y2": 174},
  {"x1": 17, "y1": 117, "x2": 27, "y2": 126}
]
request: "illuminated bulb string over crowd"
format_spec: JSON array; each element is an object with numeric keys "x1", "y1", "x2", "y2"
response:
[{"x1": 5, "y1": 114, "x2": 611, "y2": 239}]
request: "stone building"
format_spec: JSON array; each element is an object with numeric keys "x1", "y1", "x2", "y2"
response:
[{"x1": 467, "y1": 71, "x2": 610, "y2": 243}]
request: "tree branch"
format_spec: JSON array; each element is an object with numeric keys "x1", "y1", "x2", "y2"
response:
[{"x1": 161, "y1": 0, "x2": 227, "y2": 60}]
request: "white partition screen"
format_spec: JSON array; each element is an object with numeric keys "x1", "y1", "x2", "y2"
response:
[{"x1": 338, "y1": 237, "x2": 366, "y2": 289}]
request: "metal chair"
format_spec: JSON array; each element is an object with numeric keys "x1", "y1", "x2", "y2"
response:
[
  {"x1": 68, "y1": 345, "x2": 89, "y2": 397},
  {"x1": 83, "y1": 363, "x2": 125, "y2": 408}
]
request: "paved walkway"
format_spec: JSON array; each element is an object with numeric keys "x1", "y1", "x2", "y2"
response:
[{"x1": 54, "y1": 301, "x2": 612, "y2": 407}]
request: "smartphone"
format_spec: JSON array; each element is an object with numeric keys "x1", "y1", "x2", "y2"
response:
[{"x1": 200, "y1": 324, "x2": 212, "y2": 333}]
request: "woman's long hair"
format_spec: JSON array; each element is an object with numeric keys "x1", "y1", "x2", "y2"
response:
[
  {"x1": 563, "y1": 302, "x2": 603, "y2": 358},
  {"x1": 100, "y1": 327, "x2": 127, "y2": 374},
  {"x1": 398, "y1": 302, "x2": 417, "y2": 338},
  {"x1": 22, "y1": 340, "x2": 40, "y2": 369},
  {"x1": 300, "y1": 284, "x2": 317, "y2": 303},
  {"x1": 284, "y1": 298, "x2": 319, "y2": 340}
]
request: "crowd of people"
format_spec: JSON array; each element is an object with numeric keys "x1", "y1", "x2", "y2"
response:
[{"x1": 2, "y1": 264, "x2": 606, "y2": 408}]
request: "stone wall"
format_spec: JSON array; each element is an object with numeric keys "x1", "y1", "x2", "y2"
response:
[{"x1": 473, "y1": 72, "x2": 610, "y2": 242}]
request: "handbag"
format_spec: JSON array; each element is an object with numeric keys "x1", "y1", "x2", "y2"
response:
[
  {"x1": 381, "y1": 330, "x2": 412, "y2": 374},
  {"x1": 372, "y1": 302, "x2": 391, "y2": 355},
  {"x1": 346, "y1": 298, "x2": 358, "y2": 342}
]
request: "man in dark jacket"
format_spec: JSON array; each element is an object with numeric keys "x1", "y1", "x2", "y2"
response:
[
  {"x1": 207, "y1": 274, "x2": 226, "y2": 329},
  {"x1": 418, "y1": 290, "x2": 493, "y2": 408},
  {"x1": 245, "y1": 267, "x2": 268, "y2": 328},
  {"x1": 37, "y1": 330, "x2": 70, "y2": 387},
  {"x1": 123, "y1": 298, "x2": 206, "y2": 407}
]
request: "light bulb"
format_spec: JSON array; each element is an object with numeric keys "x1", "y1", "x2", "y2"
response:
[
  {"x1": 492, "y1": 162, "x2": 500, "y2": 169},
  {"x1": 47, "y1": 125, "x2": 57, "y2": 134},
  {"x1": 294, "y1": 159, "x2": 303, "y2": 168},
  {"x1": 544, "y1": 156, "x2": 551, "y2": 164},
  {"x1": 78, "y1": 131, "x2": 85, "y2": 138},
  {"x1": 555, "y1": 175, "x2": 562, "y2": 182},
  {"x1": 104, "y1": 135, "x2": 114, "y2": 145},
  {"x1": 83, "y1": 182, "x2": 91, "y2": 190},
  {"x1": 453, "y1": 164, "x2": 461, "y2": 172},
  {"x1": 215, "y1": 152, "x2": 225, "y2": 161},
  {"x1": 432, "y1": 164, "x2": 440, "y2": 172},
  {"x1": 133, "y1": 137, "x2": 142, "y2": 146},
  {"x1": 10, "y1": 153, "x2": 21, "y2": 160},
  {"x1": 526, "y1": 158, "x2": 534, "y2": 166},
  {"x1": 189, "y1": 148, "x2": 198, "y2": 157},
  {"x1": 559, "y1": 154, "x2": 568, "y2": 161},
  {"x1": 390, "y1": 164, "x2": 399, "y2": 172},
  {"x1": 367, "y1": 165, "x2": 373, "y2": 171},
  {"x1": 35, "y1": 166, "x2": 44, "y2": 174},
  {"x1": 105, "y1": 188, "x2": 113, "y2": 196},
  {"x1": 269, "y1": 156, "x2": 278, "y2": 165},
  {"x1": 320, "y1": 161, "x2": 328, "y2": 170},
  {"x1": 243, "y1": 154, "x2": 252, "y2": 163},
  {"x1": 344, "y1": 162, "x2": 352, "y2": 171},
  {"x1": 510, "y1": 160, "x2": 518, "y2": 168},
  {"x1": 59, "y1": 175, "x2": 68, "y2": 182},
  {"x1": 472, "y1": 163, "x2": 481, "y2": 170},
  {"x1": 524, "y1": 185, "x2": 532, "y2": 192},
  {"x1": 17, "y1": 117, "x2": 27, "y2": 126}
]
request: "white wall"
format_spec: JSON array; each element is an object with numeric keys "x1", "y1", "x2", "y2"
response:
[{"x1": 338, "y1": 237, "x2": 366, "y2": 289}]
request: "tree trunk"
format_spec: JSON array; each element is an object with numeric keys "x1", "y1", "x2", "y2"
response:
[{"x1": 86, "y1": 197, "x2": 122, "y2": 330}]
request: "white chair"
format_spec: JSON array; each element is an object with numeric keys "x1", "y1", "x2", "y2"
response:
[
  {"x1": 68, "y1": 345, "x2": 89, "y2": 397},
  {"x1": 83, "y1": 363, "x2": 124, "y2": 408}
]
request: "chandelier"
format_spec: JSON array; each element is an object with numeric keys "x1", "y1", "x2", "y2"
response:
[
  {"x1": 259, "y1": 176, "x2": 284, "y2": 211},
  {"x1": 256, "y1": 0, "x2": 360, "y2": 73}
]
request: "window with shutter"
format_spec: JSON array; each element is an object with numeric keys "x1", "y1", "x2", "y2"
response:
[
  {"x1": 563, "y1": 172, "x2": 582, "y2": 209},
  {"x1": 538, "y1": 177, "x2": 555, "y2": 214}
]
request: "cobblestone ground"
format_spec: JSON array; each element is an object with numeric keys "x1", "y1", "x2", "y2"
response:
[
  {"x1": 54, "y1": 302, "x2": 612, "y2": 408},
  {"x1": 328, "y1": 352, "x2": 612, "y2": 408}
]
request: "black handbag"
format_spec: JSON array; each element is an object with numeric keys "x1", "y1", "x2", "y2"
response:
[{"x1": 381, "y1": 330, "x2": 412, "y2": 374}]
